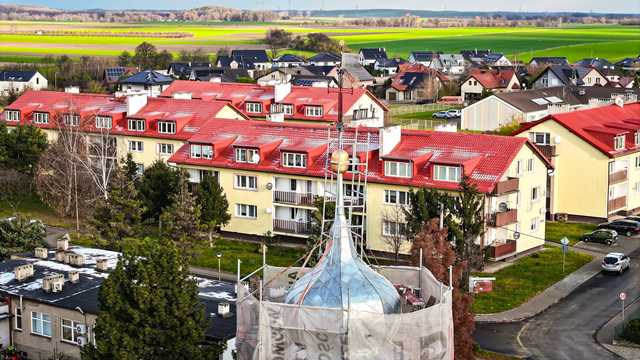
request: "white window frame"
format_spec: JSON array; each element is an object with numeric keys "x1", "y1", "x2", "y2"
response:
[
  {"x1": 384, "y1": 189, "x2": 410, "y2": 206},
  {"x1": 33, "y1": 112, "x2": 49, "y2": 124},
  {"x1": 433, "y1": 164, "x2": 461, "y2": 182},
  {"x1": 245, "y1": 102, "x2": 263, "y2": 113},
  {"x1": 531, "y1": 186, "x2": 541, "y2": 202},
  {"x1": 61, "y1": 318, "x2": 83, "y2": 344},
  {"x1": 235, "y1": 148, "x2": 259, "y2": 164},
  {"x1": 270, "y1": 103, "x2": 293, "y2": 115},
  {"x1": 128, "y1": 140, "x2": 144, "y2": 152},
  {"x1": 62, "y1": 113, "x2": 80, "y2": 127},
  {"x1": 614, "y1": 135, "x2": 625, "y2": 151},
  {"x1": 282, "y1": 152, "x2": 307, "y2": 168},
  {"x1": 305, "y1": 106, "x2": 323, "y2": 117},
  {"x1": 385, "y1": 161, "x2": 412, "y2": 178},
  {"x1": 526, "y1": 158, "x2": 535, "y2": 172},
  {"x1": 14, "y1": 307, "x2": 22, "y2": 331},
  {"x1": 235, "y1": 174, "x2": 257, "y2": 190},
  {"x1": 158, "y1": 120, "x2": 176, "y2": 134},
  {"x1": 635, "y1": 132, "x2": 640, "y2": 146},
  {"x1": 158, "y1": 143, "x2": 174, "y2": 156},
  {"x1": 635, "y1": 156, "x2": 640, "y2": 169},
  {"x1": 529, "y1": 132, "x2": 551, "y2": 145},
  {"x1": 4, "y1": 110, "x2": 20, "y2": 122},
  {"x1": 95, "y1": 116, "x2": 112, "y2": 129},
  {"x1": 190, "y1": 144, "x2": 213, "y2": 159},
  {"x1": 31, "y1": 311, "x2": 52, "y2": 337},
  {"x1": 128, "y1": 118, "x2": 146, "y2": 132},
  {"x1": 236, "y1": 204, "x2": 257, "y2": 219},
  {"x1": 382, "y1": 221, "x2": 407, "y2": 238},
  {"x1": 530, "y1": 217, "x2": 539, "y2": 231}
]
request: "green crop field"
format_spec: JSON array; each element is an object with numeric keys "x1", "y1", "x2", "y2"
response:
[{"x1": 0, "y1": 21, "x2": 638, "y2": 62}]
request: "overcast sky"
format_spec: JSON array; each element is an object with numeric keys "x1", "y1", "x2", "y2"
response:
[{"x1": 12, "y1": 0, "x2": 640, "y2": 13}]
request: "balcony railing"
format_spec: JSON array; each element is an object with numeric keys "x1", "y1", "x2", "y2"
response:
[
  {"x1": 273, "y1": 219, "x2": 314, "y2": 235},
  {"x1": 488, "y1": 240, "x2": 517, "y2": 261},
  {"x1": 608, "y1": 196, "x2": 627, "y2": 213},
  {"x1": 487, "y1": 209, "x2": 518, "y2": 227},
  {"x1": 536, "y1": 145, "x2": 557, "y2": 160},
  {"x1": 609, "y1": 170, "x2": 628, "y2": 185},
  {"x1": 273, "y1": 191, "x2": 314, "y2": 206},
  {"x1": 492, "y1": 178, "x2": 519, "y2": 196}
]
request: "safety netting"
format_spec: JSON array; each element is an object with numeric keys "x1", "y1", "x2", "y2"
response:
[{"x1": 236, "y1": 265, "x2": 454, "y2": 360}]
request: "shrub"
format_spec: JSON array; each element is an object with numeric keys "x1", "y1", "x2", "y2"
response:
[{"x1": 621, "y1": 319, "x2": 640, "y2": 344}]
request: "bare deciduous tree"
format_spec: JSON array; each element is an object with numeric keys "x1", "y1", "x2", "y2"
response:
[
  {"x1": 382, "y1": 206, "x2": 409, "y2": 262},
  {"x1": 0, "y1": 169, "x2": 30, "y2": 214}
]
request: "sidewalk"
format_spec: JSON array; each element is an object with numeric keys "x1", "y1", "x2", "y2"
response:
[
  {"x1": 475, "y1": 241, "x2": 605, "y2": 323},
  {"x1": 190, "y1": 265, "x2": 238, "y2": 282}
]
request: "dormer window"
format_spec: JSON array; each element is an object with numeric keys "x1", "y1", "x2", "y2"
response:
[
  {"x1": 158, "y1": 120, "x2": 176, "y2": 134},
  {"x1": 245, "y1": 102, "x2": 263, "y2": 113},
  {"x1": 128, "y1": 119, "x2": 146, "y2": 132},
  {"x1": 235, "y1": 147, "x2": 259, "y2": 164},
  {"x1": 33, "y1": 112, "x2": 49, "y2": 124},
  {"x1": 95, "y1": 116, "x2": 112, "y2": 129},
  {"x1": 62, "y1": 113, "x2": 80, "y2": 127},
  {"x1": 434, "y1": 164, "x2": 461, "y2": 182},
  {"x1": 4, "y1": 110, "x2": 19, "y2": 122},
  {"x1": 635, "y1": 132, "x2": 640, "y2": 146},
  {"x1": 282, "y1": 152, "x2": 307, "y2": 168},
  {"x1": 614, "y1": 135, "x2": 625, "y2": 151},
  {"x1": 190, "y1": 144, "x2": 213, "y2": 159},
  {"x1": 270, "y1": 103, "x2": 293, "y2": 115},
  {"x1": 305, "y1": 106, "x2": 323, "y2": 117},
  {"x1": 384, "y1": 161, "x2": 411, "y2": 178}
]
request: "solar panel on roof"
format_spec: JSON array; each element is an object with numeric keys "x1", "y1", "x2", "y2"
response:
[
  {"x1": 545, "y1": 96, "x2": 563, "y2": 104},
  {"x1": 531, "y1": 98, "x2": 550, "y2": 105}
]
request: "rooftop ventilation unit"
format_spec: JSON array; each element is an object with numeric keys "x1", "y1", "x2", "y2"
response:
[
  {"x1": 42, "y1": 274, "x2": 64, "y2": 293},
  {"x1": 14, "y1": 264, "x2": 34, "y2": 282}
]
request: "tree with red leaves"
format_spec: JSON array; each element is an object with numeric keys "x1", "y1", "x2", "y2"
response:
[{"x1": 410, "y1": 218, "x2": 475, "y2": 360}]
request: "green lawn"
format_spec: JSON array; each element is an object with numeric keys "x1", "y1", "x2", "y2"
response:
[
  {"x1": 472, "y1": 247, "x2": 592, "y2": 314},
  {"x1": 546, "y1": 221, "x2": 597, "y2": 246},
  {"x1": 0, "y1": 192, "x2": 72, "y2": 228}
]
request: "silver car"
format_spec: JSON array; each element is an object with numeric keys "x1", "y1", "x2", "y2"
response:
[{"x1": 602, "y1": 253, "x2": 631, "y2": 274}]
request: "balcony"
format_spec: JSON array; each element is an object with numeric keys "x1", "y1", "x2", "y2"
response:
[
  {"x1": 273, "y1": 219, "x2": 313, "y2": 236},
  {"x1": 608, "y1": 196, "x2": 627, "y2": 213},
  {"x1": 536, "y1": 145, "x2": 557, "y2": 160},
  {"x1": 488, "y1": 240, "x2": 517, "y2": 261},
  {"x1": 492, "y1": 177, "x2": 519, "y2": 196},
  {"x1": 609, "y1": 170, "x2": 628, "y2": 185},
  {"x1": 273, "y1": 190, "x2": 314, "y2": 206},
  {"x1": 487, "y1": 209, "x2": 518, "y2": 227}
]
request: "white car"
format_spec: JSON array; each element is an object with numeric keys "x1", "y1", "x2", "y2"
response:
[
  {"x1": 602, "y1": 253, "x2": 631, "y2": 274},
  {"x1": 446, "y1": 109, "x2": 461, "y2": 118}
]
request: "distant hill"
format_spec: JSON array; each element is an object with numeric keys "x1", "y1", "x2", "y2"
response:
[{"x1": 308, "y1": 9, "x2": 638, "y2": 19}]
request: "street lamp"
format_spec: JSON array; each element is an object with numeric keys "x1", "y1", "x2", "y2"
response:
[
  {"x1": 216, "y1": 253, "x2": 222, "y2": 281},
  {"x1": 75, "y1": 306, "x2": 88, "y2": 345}
]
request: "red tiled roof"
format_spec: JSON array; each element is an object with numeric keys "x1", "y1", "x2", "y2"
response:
[
  {"x1": 168, "y1": 119, "x2": 549, "y2": 193},
  {"x1": 2, "y1": 90, "x2": 247, "y2": 140},
  {"x1": 159, "y1": 80, "x2": 387, "y2": 122},
  {"x1": 466, "y1": 69, "x2": 517, "y2": 89},
  {"x1": 513, "y1": 103, "x2": 640, "y2": 157}
]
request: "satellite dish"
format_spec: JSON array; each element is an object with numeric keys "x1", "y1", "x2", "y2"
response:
[
  {"x1": 251, "y1": 152, "x2": 261, "y2": 164},
  {"x1": 554, "y1": 135, "x2": 562, "y2": 144}
]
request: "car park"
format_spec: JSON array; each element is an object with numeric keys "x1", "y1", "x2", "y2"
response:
[
  {"x1": 601, "y1": 252, "x2": 631, "y2": 274},
  {"x1": 597, "y1": 219, "x2": 640, "y2": 237},
  {"x1": 580, "y1": 229, "x2": 618, "y2": 245}
]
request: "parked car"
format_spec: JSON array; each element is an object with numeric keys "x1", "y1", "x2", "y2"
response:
[
  {"x1": 446, "y1": 109, "x2": 461, "y2": 118},
  {"x1": 432, "y1": 111, "x2": 449, "y2": 119},
  {"x1": 625, "y1": 216, "x2": 640, "y2": 223},
  {"x1": 597, "y1": 219, "x2": 640, "y2": 237},
  {"x1": 601, "y1": 252, "x2": 630, "y2": 274},
  {"x1": 580, "y1": 229, "x2": 618, "y2": 245}
]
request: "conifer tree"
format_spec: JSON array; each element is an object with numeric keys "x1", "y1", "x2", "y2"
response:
[
  {"x1": 81, "y1": 237, "x2": 224, "y2": 360},
  {"x1": 160, "y1": 170, "x2": 201, "y2": 249},
  {"x1": 453, "y1": 175, "x2": 486, "y2": 275},
  {"x1": 90, "y1": 166, "x2": 144, "y2": 251},
  {"x1": 122, "y1": 153, "x2": 139, "y2": 185},
  {"x1": 138, "y1": 160, "x2": 180, "y2": 221},
  {"x1": 196, "y1": 176, "x2": 230, "y2": 247}
]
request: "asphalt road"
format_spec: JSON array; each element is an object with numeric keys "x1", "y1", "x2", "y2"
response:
[{"x1": 475, "y1": 247, "x2": 640, "y2": 360}]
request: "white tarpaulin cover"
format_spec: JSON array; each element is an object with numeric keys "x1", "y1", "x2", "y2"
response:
[{"x1": 236, "y1": 265, "x2": 454, "y2": 360}]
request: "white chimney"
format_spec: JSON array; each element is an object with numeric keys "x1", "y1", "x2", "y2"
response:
[
  {"x1": 172, "y1": 91, "x2": 192, "y2": 100},
  {"x1": 96, "y1": 258, "x2": 109, "y2": 272},
  {"x1": 34, "y1": 247, "x2": 48, "y2": 259},
  {"x1": 66, "y1": 253, "x2": 85, "y2": 267},
  {"x1": 614, "y1": 96, "x2": 624, "y2": 108},
  {"x1": 65, "y1": 86, "x2": 80, "y2": 94},
  {"x1": 274, "y1": 82, "x2": 292, "y2": 103},
  {"x1": 68, "y1": 270, "x2": 80, "y2": 284},
  {"x1": 14, "y1": 264, "x2": 34, "y2": 282},
  {"x1": 379, "y1": 126, "x2": 402, "y2": 157},
  {"x1": 57, "y1": 235, "x2": 69, "y2": 251},
  {"x1": 218, "y1": 302, "x2": 231, "y2": 317},
  {"x1": 42, "y1": 274, "x2": 64, "y2": 293},
  {"x1": 126, "y1": 91, "x2": 148, "y2": 116},
  {"x1": 55, "y1": 250, "x2": 66, "y2": 262}
]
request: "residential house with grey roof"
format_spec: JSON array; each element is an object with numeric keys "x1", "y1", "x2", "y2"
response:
[{"x1": 0, "y1": 70, "x2": 47, "y2": 96}]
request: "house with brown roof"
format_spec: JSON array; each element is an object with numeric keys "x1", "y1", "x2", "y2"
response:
[
  {"x1": 385, "y1": 64, "x2": 448, "y2": 103},
  {"x1": 460, "y1": 69, "x2": 520, "y2": 103}
]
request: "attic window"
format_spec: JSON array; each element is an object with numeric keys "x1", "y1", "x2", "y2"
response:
[
  {"x1": 33, "y1": 112, "x2": 49, "y2": 124},
  {"x1": 614, "y1": 135, "x2": 625, "y2": 151},
  {"x1": 270, "y1": 103, "x2": 293, "y2": 115},
  {"x1": 235, "y1": 147, "x2": 259, "y2": 164},
  {"x1": 384, "y1": 161, "x2": 411, "y2": 178},
  {"x1": 305, "y1": 106, "x2": 323, "y2": 117},
  {"x1": 282, "y1": 152, "x2": 307, "y2": 168},
  {"x1": 95, "y1": 116, "x2": 112, "y2": 129},
  {"x1": 635, "y1": 132, "x2": 640, "y2": 146},
  {"x1": 62, "y1": 113, "x2": 80, "y2": 127},
  {"x1": 245, "y1": 102, "x2": 263, "y2": 113},
  {"x1": 190, "y1": 144, "x2": 213, "y2": 159},
  {"x1": 433, "y1": 165, "x2": 461, "y2": 182},
  {"x1": 128, "y1": 119, "x2": 146, "y2": 132},
  {"x1": 4, "y1": 110, "x2": 19, "y2": 122},
  {"x1": 158, "y1": 120, "x2": 176, "y2": 134}
]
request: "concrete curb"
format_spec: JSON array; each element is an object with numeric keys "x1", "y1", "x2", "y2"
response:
[{"x1": 595, "y1": 294, "x2": 640, "y2": 360}]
